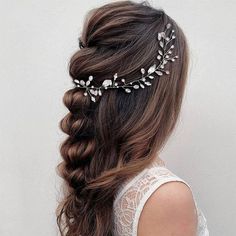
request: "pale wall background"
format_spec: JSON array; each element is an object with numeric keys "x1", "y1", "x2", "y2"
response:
[{"x1": 0, "y1": 0, "x2": 235, "y2": 235}]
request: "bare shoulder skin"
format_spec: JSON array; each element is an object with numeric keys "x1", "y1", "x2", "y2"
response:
[{"x1": 137, "y1": 181, "x2": 198, "y2": 236}]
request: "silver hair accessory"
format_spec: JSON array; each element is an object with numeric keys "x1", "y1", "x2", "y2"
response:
[{"x1": 73, "y1": 23, "x2": 178, "y2": 102}]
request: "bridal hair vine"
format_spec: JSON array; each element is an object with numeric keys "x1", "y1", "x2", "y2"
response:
[{"x1": 73, "y1": 23, "x2": 178, "y2": 102}]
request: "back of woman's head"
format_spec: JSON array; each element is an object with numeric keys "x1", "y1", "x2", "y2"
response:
[{"x1": 56, "y1": 1, "x2": 189, "y2": 235}]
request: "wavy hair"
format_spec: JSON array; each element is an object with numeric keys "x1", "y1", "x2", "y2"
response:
[{"x1": 56, "y1": 1, "x2": 189, "y2": 235}]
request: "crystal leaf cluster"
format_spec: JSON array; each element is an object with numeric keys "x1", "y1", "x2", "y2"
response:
[{"x1": 73, "y1": 23, "x2": 179, "y2": 102}]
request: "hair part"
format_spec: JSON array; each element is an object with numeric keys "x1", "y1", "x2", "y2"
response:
[{"x1": 56, "y1": 1, "x2": 189, "y2": 235}]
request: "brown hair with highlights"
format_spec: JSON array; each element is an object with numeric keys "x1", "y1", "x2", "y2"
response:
[{"x1": 56, "y1": 1, "x2": 189, "y2": 235}]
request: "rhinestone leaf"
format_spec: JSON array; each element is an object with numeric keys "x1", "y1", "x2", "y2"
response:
[
  {"x1": 102, "y1": 79, "x2": 112, "y2": 87},
  {"x1": 148, "y1": 75, "x2": 154, "y2": 79},
  {"x1": 91, "y1": 96, "x2": 96, "y2": 102},
  {"x1": 141, "y1": 68, "x2": 145, "y2": 74},
  {"x1": 125, "y1": 88, "x2": 131, "y2": 93},
  {"x1": 145, "y1": 82, "x2": 152, "y2": 86},
  {"x1": 140, "y1": 84, "x2": 145, "y2": 89},
  {"x1": 74, "y1": 79, "x2": 79, "y2": 84},
  {"x1": 90, "y1": 89, "x2": 95, "y2": 94},
  {"x1": 80, "y1": 80, "x2": 85, "y2": 86},
  {"x1": 88, "y1": 75, "x2": 93, "y2": 81},
  {"x1": 148, "y1": 64, "x2": 156, "y2": 74},
  {"x1": 133, "y1": 85, "x2": 139, "y2": 89},
  {"x1": 155, "y1": 71, "x2": 163, "y2": 76},
  {"x1": 166, "y1": 23, "x2": 171, "y2": 29},
  {"x1": 160, "y1": 32, "x2": 165, "y2": 38}
]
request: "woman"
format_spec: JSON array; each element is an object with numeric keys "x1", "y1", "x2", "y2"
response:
[{"x1": 56, "y1": 1, "x2": 209, "y2": 235}]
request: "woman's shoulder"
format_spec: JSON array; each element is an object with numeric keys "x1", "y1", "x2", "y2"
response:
[
  {"x1": 137, "y1": 178, "x2": 198, "y2": 236},
  {"x1": 135, "y1": 163, "x2": 209, "y2": 236}
]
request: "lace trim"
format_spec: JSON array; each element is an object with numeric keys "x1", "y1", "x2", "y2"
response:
[
  {"x1": 113, "y1": 168, "x2": 148, "y2": 207},
  {"x1": 197, "y1": 208, "x2": 210, "y2": 236},
  {"x1": 114, "y1": 157, "x2": 165, "y2": 206}
]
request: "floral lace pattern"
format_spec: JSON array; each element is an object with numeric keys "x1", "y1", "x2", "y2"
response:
[{"x1": 112, "y1": 163, "x2": 209, "y2": 236}]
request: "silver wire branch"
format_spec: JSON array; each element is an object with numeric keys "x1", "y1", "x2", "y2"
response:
[{"x1": 72, "y1": 23, "x2": 178, "y2": 102}]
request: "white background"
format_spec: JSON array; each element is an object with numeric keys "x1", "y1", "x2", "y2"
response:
[{"x1": 0, "y1": 0, "x2": 235, "y2": 235}]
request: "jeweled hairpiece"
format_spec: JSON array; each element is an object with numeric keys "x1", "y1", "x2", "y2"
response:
[{"x1": 73, "y1": 23, "x2": 178, "y2": 102}]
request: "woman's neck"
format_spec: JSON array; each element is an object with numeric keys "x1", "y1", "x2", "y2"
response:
[{"x1": 148, "y1": 154, "x2": 165, "y2": 168}]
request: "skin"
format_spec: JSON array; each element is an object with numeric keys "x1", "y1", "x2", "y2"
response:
[{"x1": 137, "y1": 181, "x2": 198, "y2": 236}]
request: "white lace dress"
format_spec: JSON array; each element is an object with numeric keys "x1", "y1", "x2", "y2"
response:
[{"x1": 112, "y1": 159, "x2": 209, "y2": 236}]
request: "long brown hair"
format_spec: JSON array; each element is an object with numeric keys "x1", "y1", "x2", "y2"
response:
[{"x1": 56, "y1": 1, "x2": 189, "y2": 235}]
